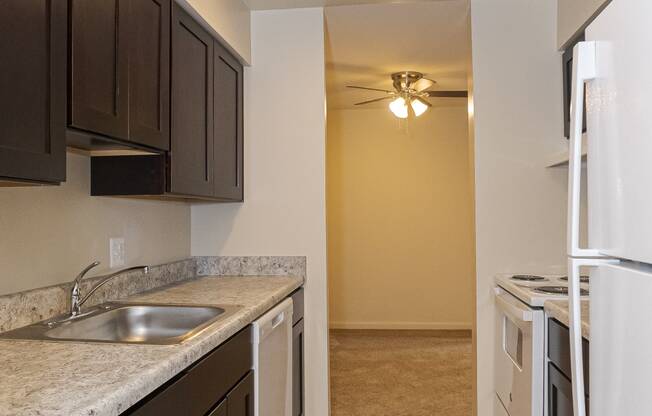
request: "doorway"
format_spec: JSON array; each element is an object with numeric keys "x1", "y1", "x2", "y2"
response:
[{"x1": 324, "y1": 1, "x2": 476, "y2": 414}]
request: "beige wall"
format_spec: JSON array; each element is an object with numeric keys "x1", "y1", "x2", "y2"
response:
[
  {"x1": 182, "y1": 0, "x2": 252, "y2": 64},
  {"x1": 470, "y1": 0, "x2": 569, "y2": 414},
  {"x1": 327, "y1": 107, "x2": 475, "y2": 330},
  {"x1": 0, "y1": 152, "x2": 190, "y2": 296},
  {"x1": 191, "y1": 8, "x2": 329, "y2": 416}
]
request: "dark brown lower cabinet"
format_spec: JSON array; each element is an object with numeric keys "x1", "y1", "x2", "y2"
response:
[
  {"x1": 206, "y1": 371, "x2": 253, "y2": 416},
  {"x1": 126, "y1": 326, "x2": 253, "y2": 416},
  {"x1": 547, "y1": 318, "x2": 590, "y2": 416},
  {"x1": 227, "y1": 371, "x2": 254, "y2": 416},
  {"x1": 292, "y1": 319, "x2": 305, "y2": 416},
  {"x1": 291, "y1": 288, "x2": 305, "y2": 416},
  {"x1": 548, "y1": 363, "x2": 590, "y2": 416},
  {"x1": 0, "y1": 0, "x2": 67, "y2": 184}
]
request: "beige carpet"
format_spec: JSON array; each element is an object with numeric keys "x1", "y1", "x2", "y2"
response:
[{"x1": 329, "y1": 330, "x2": 473, "y2": 416}]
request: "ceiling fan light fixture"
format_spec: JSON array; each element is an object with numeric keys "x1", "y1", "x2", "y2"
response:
[
  {"x1": 411, "y1": 98, "x2": 428, "y2": 117},
  {"x1": 389, "y1": 97, "x2": 408, "y2": 119}
]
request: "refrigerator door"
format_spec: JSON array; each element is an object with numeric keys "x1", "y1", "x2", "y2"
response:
[
  {"x1": 585, "y1": 0, "x2": 652, "y2": 263},
  {"x1": 590, "y1": 262, "x2": 652, "y2": 415}
]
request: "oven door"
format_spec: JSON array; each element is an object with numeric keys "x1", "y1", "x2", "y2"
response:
[{"x1": 494, "y1": 287, "x2": 544, "y2": 416}]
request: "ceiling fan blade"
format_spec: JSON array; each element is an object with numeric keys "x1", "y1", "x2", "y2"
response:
[
  {"x1": 414, "y1": 96, "x2": 432, "y2": 107},
  {"x1": 354, "y1": 96, "x2": 395, "y2": 106},
  {"x1": 413, "y1": 78, "x2": 436, "y2": 92},
  {"x1": 347, "y1": 85, "x2": 394, "y2": 93},
  {"x1": 427, "y1": 90, "x2": 468, "y2": 98}
]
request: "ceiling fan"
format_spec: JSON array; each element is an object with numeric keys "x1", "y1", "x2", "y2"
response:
[{"x1": 347, "y1": 71, "x2": 468, "y2": 119}]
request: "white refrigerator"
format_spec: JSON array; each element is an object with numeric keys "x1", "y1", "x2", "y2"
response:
[{"x1": 567, "y1": 1, "x2": 652, "y2": 416}]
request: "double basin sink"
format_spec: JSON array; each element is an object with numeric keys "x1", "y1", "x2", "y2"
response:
[{"x1": 0, "y1": 303, "x2": 241, "y2": 345}]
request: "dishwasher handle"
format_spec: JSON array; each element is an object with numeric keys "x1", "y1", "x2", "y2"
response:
[{"x1": 253, "y1": 298, "x2": 293, "y2": 344}]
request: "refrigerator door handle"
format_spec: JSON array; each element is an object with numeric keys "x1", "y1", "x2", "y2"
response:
[
  {"x1": 568, "y1": 257, "x2": 618, "y2": 416},
  {"x1": 567, "y1": 41, "x2": 602, "y2": 259}
]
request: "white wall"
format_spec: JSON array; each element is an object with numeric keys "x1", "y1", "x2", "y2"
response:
[
  {"x1": 191, "y1": 8, "x2": 329, "y2": 416},
  {"x1": 0, "y1": 152, "x2": 190, "y2": 295},
  {"x1": 470, "y1": 0, "x2": 568, "y2": 414}
]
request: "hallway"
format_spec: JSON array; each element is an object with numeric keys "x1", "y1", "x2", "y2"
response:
[{"x1": 330, "y1": 330, "x2": 473, "y2": 416}]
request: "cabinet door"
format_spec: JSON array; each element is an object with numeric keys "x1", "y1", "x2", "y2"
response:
[
  {"x1": 213, "y1": 41, "x2": 244, "y2": 200},
  {"x1": 548, "y1": 363, "x2": 589, "y2": 416},
  {"x1": 69, "y1": 0, "x2": 129, "y2": 140},
  {"x1": 227, "y1": 371, "x2": 254, "y2": 416},
  {"x1": 292, "y1": 320, "x2": 305, "y2": 416},
  {"x1": 128, "y1": 0, "x2": 170, "y2": 150},
  {"x1": 0, "y1": 0, "x2": 66, "y2": 183},
  {"x1": 170, "y1": 3, "x2": 214, "y2": 197}
]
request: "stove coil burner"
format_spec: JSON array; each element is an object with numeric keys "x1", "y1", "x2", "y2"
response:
[
  {"x1": 534, "y1": 286, "x2": 589, "y2": 296},
  {"x1": 559, "y1": 275, "x2": 590, "y2": 283},
  {"x1": 511, "y1": 274, "x2": 547, "y2": 282}
]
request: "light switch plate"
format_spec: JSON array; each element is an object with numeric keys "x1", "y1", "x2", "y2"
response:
[{"x1": 109, "y1": 238, "x2": 125, "y2": 268}]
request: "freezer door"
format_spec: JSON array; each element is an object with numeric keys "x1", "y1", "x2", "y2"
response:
[
  {"x1": 590, "y1": 262, "x2": 652, "y2": 415},
  {"x1": 585, "y1": 1, "x2": 652, "y2": 263}
]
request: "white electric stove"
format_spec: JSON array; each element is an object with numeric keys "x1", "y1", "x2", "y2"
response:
[{"x1": 493, "y1": 273, "x2": 589, "y2": 416}]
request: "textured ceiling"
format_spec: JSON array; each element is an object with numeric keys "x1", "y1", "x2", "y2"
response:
[{"x1": 324, "y1": 0, "x2": 471, "y2": 109}]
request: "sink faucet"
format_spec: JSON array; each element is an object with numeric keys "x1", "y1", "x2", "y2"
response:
[{"x1": 70, "y1": 261, "x2": 149, "y2": 317}]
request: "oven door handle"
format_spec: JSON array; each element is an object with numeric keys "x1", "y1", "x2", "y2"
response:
[{"x1": 494, "y1": 287, "x2": 533, "y2": 323}]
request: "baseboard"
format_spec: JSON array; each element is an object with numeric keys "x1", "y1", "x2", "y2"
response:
[{"x1": 328, "y1": 321, "x2": 473, "y2": 330}]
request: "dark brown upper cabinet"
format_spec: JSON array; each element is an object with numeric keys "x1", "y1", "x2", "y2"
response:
[
  {"x1": 0, "y1": 0, "x2": 67, "y2": 184},
  {"x1": 91, "y1": 2, "x2": 244, "y2": 202},
  {"x1": 170, "y1": 3, "x2": 214, "y2": 197},
  {"x1": 69, "y1": 0, "x2": 170, "y2": 150},
  {"x1": 213, "y1": 40, "x2": 244, "y2": 201},
  {"x1": 128, "y1": 0, "x2": 171, "y2": 150},
  {"x1": 69, "y1": 0, "x2": 129, "y2": 140}
]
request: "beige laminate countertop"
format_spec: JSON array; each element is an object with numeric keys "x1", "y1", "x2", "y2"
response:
[
  {"x1": 0, "y1": 275, "x2": 303, "y2": 416},
  {"x1": 544, "y1": 299, "x2": 590, "y2": 340}
]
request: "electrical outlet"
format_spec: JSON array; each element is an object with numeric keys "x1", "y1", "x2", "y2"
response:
[{"x1": 109, "y1": 238, "x2": 125, "y2": 268}]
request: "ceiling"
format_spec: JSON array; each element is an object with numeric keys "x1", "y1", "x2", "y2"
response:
[
  {"x1": 324, "y1": 0, "x2": 471, "y2": 110},
  {"x1": 243, "y1": 0, "x2": 441, "y2": 11}
]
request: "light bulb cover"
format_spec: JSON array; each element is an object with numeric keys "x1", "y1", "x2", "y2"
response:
[
  {"x1": 389, "y1": 97, "x2": 408, "y2": 119},
  {"x1": 410, "y1": 98, "x2": 428, "y2": 117}
]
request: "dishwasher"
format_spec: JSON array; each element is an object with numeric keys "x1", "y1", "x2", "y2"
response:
[{"x1": 253, "y1": 297, "x2": 293, "y2": 416}]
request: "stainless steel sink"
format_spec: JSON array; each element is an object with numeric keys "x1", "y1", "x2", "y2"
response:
[{"x1": 0, "y1": 303, "x2": 241, "y2": 345}]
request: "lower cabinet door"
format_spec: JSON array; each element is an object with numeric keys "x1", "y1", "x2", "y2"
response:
[
  {"x1": 292, "y1": 319, "x2": 305, "y2": 416},
  {"x1": 207, "y1": 399, "x2": 227, "y2": 416},
  {"x1": 548, "y1": 363, "x2": 589, "y2": 416},
  {"x1": 228, "y1": 371, "x2": 254, "y2": 416}
]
